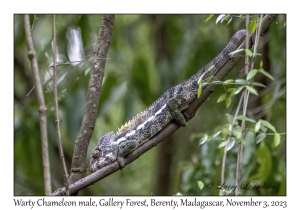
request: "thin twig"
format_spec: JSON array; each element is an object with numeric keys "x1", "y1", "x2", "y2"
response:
[
  {"x1": 235, "y1": 14, "x2": 264, "y2": 195},
  {"x1": 26, "y1": 85, "x2": 36, "y2": 96},
  {"x1": 251, "y1": 15, "x2": 264, "y2": 68},
  {"x1": 23, "y1": 14, "x2": 52, "y2": 195},
  {"x1": 31, "y1": 15, "x2": 38, "y2": 31},
  {"x1": 221, "y1": 91, "x2": 245, "y2": 195},
  {"x1": 235, "y1": 15, "x2": 251, "y2": 196},
  {"x1": 52, "y1": 14, "x2": 70, "y2": 196}
]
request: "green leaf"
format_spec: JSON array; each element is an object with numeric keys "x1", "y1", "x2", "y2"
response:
[
  {"x1": 236, "y1": 115, "x2": 256, "y2": 123},
  {"x1": 218, "y1": 138, "x2": 235, "y2": 151},
  {"x1": 274, "y1": 133, "x2": 281, "y2": 147},
  {"x1": 252, "y1": 82, "x2": 266, "y2": 88},
  {"x1": 201, "y1": 81, "x2": 220, "y2": 86},
  {"x1": 223, "y1": 15, "x2": 231, "y2": 23},
  {"x1": 197, "y1": 77, "x2": 203, "y2": 85},
  {"x1": 233, "y1": 86, "x2": 244, "y2": 95},
  {"x1": 245, "y1": 130, "x2": 255, "y2": 144},
  {"x1": 216, "y1": 14, "x2": 225, "y2": 24},
  {"x1": 213, "y1": 130, "x2": 222, "y2": 138},
  {"x1": 226, "y1": 139, "x2": 235, "y2": 151},
  {"x1": 227, "y1": 16, "x2": 233, "y2": 25},
  {"x1": 217, "y1": 14, "x2": 230, "y2": 24},
  {"x1": 229, "y1": 48, "x2": 244, "y2": 56},
  {"x1": 205, "y1": 15, "x2": 214, "y2": 23},
  {"x1": 228, "y1": 124, "x2": 233, "y2": 133},
  {"x1": 259, "y1": 69, "x2": 274, "y2": 80},
  {"x1": 246, "y1": 86, "x2": 258, "y2": 96},
  {"x1": 260, "y1": 124, "x2": 267, "y2": 133},
  {"x1": 217, "y1": 93, "x2": 228, "y2": 103},
  {"x1": 220, "y1": 15, "x2": 226, "y2": 23},
  {"x1": 235, "y1": 79, "x2": 247, "y2": 85},
  {"x1": 206, "y1": 75, "x2": 214, "y2": 83},
  {"x1": 226, "y1": 113, "x2": 234, "y2": 124},
  {"x1": 197, "y1": 181, "x2": 204, "y2": 190},
  {"x1": 227, "y1": 88, "x2": 236, "y2": 97},
  {"x1": 226, "y1": 97, "x2": 231, "y2": 108},
  {"x1": 197, "y1": 87, "x2": 202, "y2": 98},
  {"x1": 260, "y1": 60, "x2": 263, "y2": 68},
  {"x1": 206, "y1": 65, "x2": 215, "y2": 72},
  {"x1": 247, "y1": 69, "x2": 258, "y2": 81},
  {"x1": 224, "y1": 79, "x2": 234, "y2": 84},
  {"x1": 249, "y1": 20, "x2": 257, "y2": 35},
  {"x1": 226, "y1": 88, "x2": 235, "y2": 93},
  {"x1": 233, "y1": 126, "x2": 242, "y2": 139},
  {"x1": 245, "y1": 49, "x2": 253, "y2": 57},
  {"x1": 254, "y1": 121, "x2": 261, "y2": 133},
  {"x1": 259, "y1": 119, "x2": 277, "y2": 133},
  {"x1": 198, "y1": 65, "x2": 214, "y2": 84},
  {"x1": 199, "y1": 134, "x2": 208, "y2": 145},
  {"x1": 256, "y1": 133, "x2": 266, "y2": 144}
]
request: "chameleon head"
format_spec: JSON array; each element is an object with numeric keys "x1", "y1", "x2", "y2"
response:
[{"x1": 89, "y1": 131, "x2": 117, "y2": 172}]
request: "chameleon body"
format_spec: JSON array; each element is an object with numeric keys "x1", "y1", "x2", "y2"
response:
[{"x1": 90, "y1": 29, "x2": 246, "y2": 172}]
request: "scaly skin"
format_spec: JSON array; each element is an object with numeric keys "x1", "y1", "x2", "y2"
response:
[{"x1": 90, "y1": 29, "x2": 246, "y2": 172}]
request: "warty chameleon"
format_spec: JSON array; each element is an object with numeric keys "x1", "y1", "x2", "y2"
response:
[{"x1": 90, "y1": 29, "x2": 246, "y2": 172}]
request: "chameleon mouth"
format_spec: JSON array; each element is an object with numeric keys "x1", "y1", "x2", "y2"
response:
[
  {"x1": 90, "y1": 159, "x2": 107, "y2": 172},
  {"x1": 90, "y1": 152, "x2": 117, "y2": 172}
]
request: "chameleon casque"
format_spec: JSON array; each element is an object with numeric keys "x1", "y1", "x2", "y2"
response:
[{"x1": 90, "y1": 29, "x2": 246, "y2": 172}]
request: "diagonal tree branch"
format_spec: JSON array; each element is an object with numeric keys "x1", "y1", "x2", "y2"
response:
[
  {"x1": 52, "y1": 14, "x2": 277, "y2": 196},
  {"x1": 68, "y1": 14, "x2": 115, "y2": 193},
  {"x1": 23, "y1": 14, "x2": 52, "y2": 195}
]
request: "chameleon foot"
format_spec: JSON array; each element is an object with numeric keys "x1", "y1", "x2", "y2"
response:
[
  {"x1": 167, "y1": 94, "x2": 190, "y2": 127},
  {"x1": 117, "y1": 140, "x2": 137, "y2": 169},
  {"x1": 117, "y1": 156, "x2": 126, "y2": 169}
]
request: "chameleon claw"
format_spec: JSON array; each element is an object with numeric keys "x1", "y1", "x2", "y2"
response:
[{"x1": 117, "y1": 157, "x2": 126, "y2": 170}]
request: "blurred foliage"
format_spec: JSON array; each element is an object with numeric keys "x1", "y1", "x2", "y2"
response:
[{"x1": 14, "y1": 14, "x2": 286, "y2": 195}]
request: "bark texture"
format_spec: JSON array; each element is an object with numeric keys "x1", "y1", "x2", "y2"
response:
[{"x1": 68, "y1": 15, "x2": 115, "y2": 194}]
